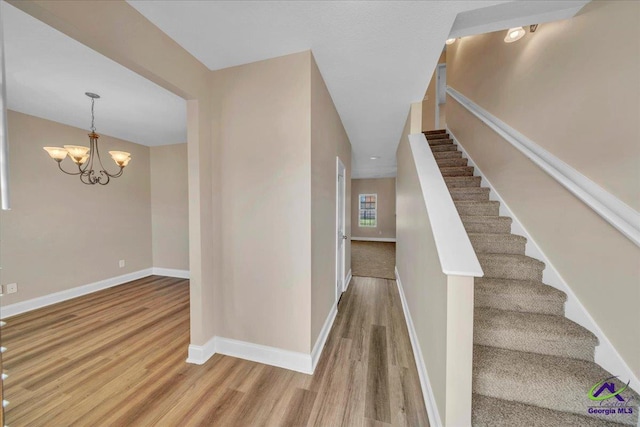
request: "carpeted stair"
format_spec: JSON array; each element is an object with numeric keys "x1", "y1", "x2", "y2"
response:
[{"x1": 424, "y1": 129, "x2": 640, "y2": 426}]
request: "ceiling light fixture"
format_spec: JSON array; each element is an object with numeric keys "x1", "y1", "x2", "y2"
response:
[
  {"x1": 370, "y1": 156, "x2": 380, "y2": 160},
  {"x1": 445, "y1": 38, "x2": 457, "y2": 45},
  {"x1": 504, "y1": 27, "x2": 526, "y2": 43},
  {"x1": 43, "y1": 92, "x2": 131, "y2": 185}
]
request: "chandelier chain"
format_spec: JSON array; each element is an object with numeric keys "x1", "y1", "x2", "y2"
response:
[{"x1": 90, "y1": 97, "x2": 96, "y2": 133}]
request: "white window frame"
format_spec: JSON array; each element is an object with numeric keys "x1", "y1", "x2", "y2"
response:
[{"x1": 359, "y1": 193, "x2": 377, "y2": 228}]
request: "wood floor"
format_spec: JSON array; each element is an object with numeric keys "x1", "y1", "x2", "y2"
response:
[{"x1": 2, "y1": 275, "x2": 428, "y2": 426}]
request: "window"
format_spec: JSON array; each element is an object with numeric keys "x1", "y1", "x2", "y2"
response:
[{"x1": 359, "y1": 194, "x2": 377, "y2": 227}]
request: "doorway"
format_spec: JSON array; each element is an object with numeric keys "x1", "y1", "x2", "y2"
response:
[
  {"x1": 336, "y1": 157, "x2": 346, "y2": 306},
  {"x1": 435, "y1": 63, "x2": 447, "y2": 129}
]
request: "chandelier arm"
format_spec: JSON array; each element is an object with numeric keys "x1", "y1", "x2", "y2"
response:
[
  {"x1": 57, "y1": 160, "x2": 82, "y2": 176},
  {"x1": 79, "y1": 169, "x2": 95, "y2": 185},
  {"x1": 98, "y1": 171, "x2": 111, "y2": 185},
  {"x1": 93, "y1": 134, "x2": 123, "y2": 178}
]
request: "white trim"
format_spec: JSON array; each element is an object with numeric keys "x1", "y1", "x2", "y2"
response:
[
  {"x1": 337, "y1": 157, "x2": 347, "y2": 306},
  {"x1": 358, "y1": 193, "x2": 378, "y2": 228},
  {"x1": 447, "y1": 86, "x2": 640, "y2": 248},
  {"x1": 450, "y1": 129, "x2": 640, "y2": 394},
  {"x1": 216, "y1": 337, "x2": 313, "y2": 374},
  {"x1": 350, "y1": 237, "x2": 396, "y2": 243},
  {"x1": 186, "y1": 304, "x2": 338, "y2": 375},
  {"x1": 395, "y1": 267, "x2": 442, "y2": 427},
  {"x1": 344, "y1": 268, "x2": 352, "y2": 292},
  {"x1": 186, "y1": 336, "x2": 217, "y2": 365},
  {"x1": 311, "y1": 304, "x2": 338, "y2": 372},
  {"x1": 448, "y1": 1, "x2": 590, "y2": 39},
  {"x1": 1, "y1": 268, "x2": 153, "y2": 319},
  {"x1": 408, "y1": 133, "x2": 483, "y2": 277},
  {"x1": 152, "y1": 267, "x2": 190, "y2": 279}
]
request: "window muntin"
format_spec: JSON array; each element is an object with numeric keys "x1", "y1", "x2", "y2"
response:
[{"x1": 359, "y1": 194, "x2": 377, "y2": 227}]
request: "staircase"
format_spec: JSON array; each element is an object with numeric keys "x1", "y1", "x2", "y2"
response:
[{"x1": 424, "y1": 129, "x2": 640, "y2": 426}]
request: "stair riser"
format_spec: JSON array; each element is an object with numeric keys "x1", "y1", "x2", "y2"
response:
[
  {"x1": 430, "y1": 144, "x2": 458, "y2": 152},
  {"x1": 475, "y1": 293, "x2": 565, "y2": 316},
  {"x1": 424, "y1": 129, "x2": 447, "y2": 136},
  {"x1": 441, "y1": 167, "x2": 475, "y2": 177},
  {"x1": 479, "y1": 260, "x2": 544, "y2": 281},
  {"x1": 432, "y1": 151, "x2": 462, "y2": 160},
  {"x1": 437, "y1": 158, "x2": 468, "y2": 168},
  {"x1": 469, "y1": 237, "x2": 525, "y2": 254},
  {"x1": 451, "y1": 192, "x2": 490, "y2": 202},
  {"x1": 428, "y1": 139, "x2": 454, "y2": 146},
  {"x1": 456, "y1": 203, "x2": 500, "y2": 216},
  {"x1": 426, "y1": 134, "x2": 450, "y2": 140},
  {"x1": 462, "y1": 220, "x2": 511, "y2": 234},
  {"x1": 473, "y1": 370, "x2": 637, "y2": 425},
  {"x1": 474, "y1": 327, "x2": 596, "y2": 362},
  {"x1": 445, "y1": 177, "x2": 482, "y2": 188}
]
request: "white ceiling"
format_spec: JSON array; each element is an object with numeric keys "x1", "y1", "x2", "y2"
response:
[
  {"x1": 3, "y1": 2, "x2": 187, "y2": 147},
  {"x1": 5, "y1": 1, "x2": 586, "y2": 177},
  {"x1": 127, "y1": 0, "x2": 508, "y2": 178}
]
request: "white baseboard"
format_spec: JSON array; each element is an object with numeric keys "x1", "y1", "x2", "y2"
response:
[
  {"x1": 395, "y1": 266, "x2": 443, "y2": 427},
  {"x1": 344, "y1": 268, "x2": 352, "y2": 291},
  {"x1": 152, "y1": 267, "x2": 190, "y2": 279},
  {"x1": 1, "y1": 268, "x2": 153, "y2": 319},
  {"x1": 350, "y1": 237, "x2": 396, "y2": 242},
  {"x1": 450, "y1": 129, "x2": 640, "y2": 393},
  {"x1": 311, "y1": 304, "x2": 338, "y2": 371},
  {"x1": 186, "y1": 336, "x2": 217, "y2": 365},
  {"x1": 186, "y1": 305, "x2": 338, "y2": 375}
]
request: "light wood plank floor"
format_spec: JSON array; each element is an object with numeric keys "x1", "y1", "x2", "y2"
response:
[{"x1": 3, "y1": 275, "x2": 428, "y2": 426}]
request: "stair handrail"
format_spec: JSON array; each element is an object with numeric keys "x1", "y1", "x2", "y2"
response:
[
  {"x1": 408, "y1": 133, "x2": 483, "y2": 277},
  {"x1": 446, "y1": 86, "x2": 640, "y2": 248}
]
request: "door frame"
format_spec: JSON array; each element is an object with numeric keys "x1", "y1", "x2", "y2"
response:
[
  {"x1": 335, "y1": 157, "x2": 346, "y2": 305},
  {"x1": 435, "y1": 63, "x2": 446, "y2": 129}
]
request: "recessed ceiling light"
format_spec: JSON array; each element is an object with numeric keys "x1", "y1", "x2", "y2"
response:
[
  {"x1": 445, "y1": 38, "x2": 457, "y2": 45},
  {"x1": 370, "y1": 156, "x2": 380, "y2": 160},
  {"x1": 504, "y1": 27, "x2": 526, "y2": 43}
]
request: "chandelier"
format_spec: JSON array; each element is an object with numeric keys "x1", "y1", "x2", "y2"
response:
[{"x1": 43, "y1": 92, "x2": 131, "y2": 185}]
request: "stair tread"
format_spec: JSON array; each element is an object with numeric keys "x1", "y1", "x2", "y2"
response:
[
  {"x1": 475, "y1": 307, "x2": 597, "y2": 343},
  {"x1": 430, "y1": 144, "x2": 458, "y2": 152},
  {"x1": 475, "y1": 278, "x2": 566, "y2": 315},
  {"x1": 423, "y1": 129, "x2": 447, "y2": 135},
  {"x1": 473, "y1": 394, "x2": 628, "y2": 427},
  {"x1": 477, "y1": 252, "x2": 545, "y2": 267},
  {"x1": 449, "y1": 187, "x2": 490, "y2": 194},
  {"x1": 475, "y1": 277, "x2": 566, "y2": 300},
  {"x1": 461, "y1": 215, "x2": 511, "y2": 223},
  {"x1": 473, "y1": 345, "x2": 640, "y2": 424},
  {"x1": 468, "y1": 232, "x2": 525, "y2": 241},
  {"x1": 428, "y1": 139, "x2": 454, "y2": 145}
]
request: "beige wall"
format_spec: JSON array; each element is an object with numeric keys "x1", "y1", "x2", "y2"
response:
[
  {"x1": 213, "y1": 51, "x2": 312, "y2": 354},
  {"x1": 351, "y1": 178, "x2": 396, "y2": 239},
  {"x1": 396, "y1": 111, "x2": 447, "y2": 422},
  {"x1": 310, "y1": 52, "x2": 352, "y2": 346},
  {"x1": 9, "y1": 3, "x2": 353, "y2": 359},
  {"x1": 447, "y1": 0, "x2": 640, "y2": 376},
  {"x1": 421, "y1": 51, "x2": 446, "y2": 132},
  {"x1": 1, "y1": 110, "x2": 152, "y2": 305},
  {"x1": 150, "y1": 144, "x2": 189, "y2": 271},
  {"x1": 8, "y1": 0, "x2": 219, "y2": 347}
]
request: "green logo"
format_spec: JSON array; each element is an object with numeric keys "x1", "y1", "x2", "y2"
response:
[{"x1": 589, "y1": 376, "x2": 628, "y2": 402}]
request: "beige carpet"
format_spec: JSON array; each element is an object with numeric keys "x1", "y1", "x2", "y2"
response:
[{"x1": 351, "y1": 241, "x2": 396, "y2": 280}]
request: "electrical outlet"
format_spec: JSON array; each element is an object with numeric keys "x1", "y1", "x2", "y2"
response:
[
  {"x1": 6, "y1": 283, "x2": 17, "y2": 294},
  {"x1": 119, "y1": 260, "x2": 125, "y2": 268}
]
